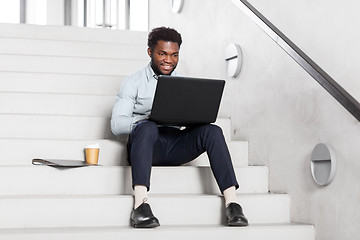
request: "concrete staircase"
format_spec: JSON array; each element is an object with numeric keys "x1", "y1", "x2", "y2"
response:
[{"x1": 0, "y1": 23, "x2": 315, "y2": 239}]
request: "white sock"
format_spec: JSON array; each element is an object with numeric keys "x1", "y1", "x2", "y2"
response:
[
  {"x1": 223, "y1": 186, "x2": 238, "y2": 207},
  {"x1": 134, "y1": 185, "x2": 148, "y2": 209}
]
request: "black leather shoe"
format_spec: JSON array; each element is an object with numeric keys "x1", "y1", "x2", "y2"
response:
[
  {"x1": 130, "y1": 203, "x2": 160, "y2": 228},
  {"x1": 226, "y1": 203, "x2": 249, "y2": 226}
]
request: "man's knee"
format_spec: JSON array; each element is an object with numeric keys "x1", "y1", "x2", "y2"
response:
[
  {"x1": 132, "y1": 120, "x2": 159, "y2": 139},
  {"x1": 200, "y1": 124, "x2": 224, "y2": 139},
  {"x1": 127, "y1": 120, "x2": 159, "y2": 163}
]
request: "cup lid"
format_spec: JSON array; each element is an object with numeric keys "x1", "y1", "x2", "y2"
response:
[{"x1": 85, "y1": 143, "x2": 100, "y2": 149}]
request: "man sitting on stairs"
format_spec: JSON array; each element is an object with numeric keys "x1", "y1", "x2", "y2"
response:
[{"x1": 110, "y1": 26, "x2": 248, "y2": 228}]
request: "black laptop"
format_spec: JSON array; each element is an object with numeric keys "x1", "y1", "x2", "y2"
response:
[{"x1": 149, "y1": 75, "x2": 225, "y2": 126}]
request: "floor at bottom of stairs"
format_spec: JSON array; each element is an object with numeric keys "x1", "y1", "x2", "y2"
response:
[{"x1": 0, "y1": 223, "x2": 314, "y2": 240}]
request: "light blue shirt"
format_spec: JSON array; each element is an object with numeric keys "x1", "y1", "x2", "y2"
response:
[{"x1": 111, "y1": 63, "x2": 178, "y2": 135}]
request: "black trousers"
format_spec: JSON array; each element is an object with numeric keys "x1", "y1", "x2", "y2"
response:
[{"x1": 127, "y1": 120, "x2": 239, "y2": 193}]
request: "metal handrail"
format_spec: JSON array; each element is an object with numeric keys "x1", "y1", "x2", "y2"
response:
[{"x1": 231, "y1": 0, "x2": 360, "y2": 121}]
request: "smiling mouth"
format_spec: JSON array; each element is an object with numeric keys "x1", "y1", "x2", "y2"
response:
[{"x1": 161, "y1": 64, "x2": 174, "y2": 71}]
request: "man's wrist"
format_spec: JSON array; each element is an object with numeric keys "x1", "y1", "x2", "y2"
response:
[{"x1": 134, "y1": 115, "x2": 149, "y2": 124}]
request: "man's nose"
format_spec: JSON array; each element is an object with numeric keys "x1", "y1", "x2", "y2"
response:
[{"x1": 164, "y1": 55, "x2": 173, "y2": 62}]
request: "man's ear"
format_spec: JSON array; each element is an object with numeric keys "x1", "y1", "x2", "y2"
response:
[{"x1": 147, "y1": 48, "x2": 152, "y2": 57}]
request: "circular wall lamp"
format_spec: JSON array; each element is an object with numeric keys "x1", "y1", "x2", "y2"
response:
[
  {"x1": 225, "y1": 43, "x2": 242, "y2": 78},
  {"x1": 311, "y1": 143, "x2": 336, "y2": 186},
  {"x1": 172, "y1": 0, "x2": 184, "y2": 13}
]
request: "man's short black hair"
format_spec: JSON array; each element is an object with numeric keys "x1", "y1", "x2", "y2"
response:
[{"x1": 148, "y1": 27, "x2": 182, "y2": 50}]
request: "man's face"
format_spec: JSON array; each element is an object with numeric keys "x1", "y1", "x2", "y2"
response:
[{"x1": 148, "y1": 40, "x2": 179, "y2": 75}]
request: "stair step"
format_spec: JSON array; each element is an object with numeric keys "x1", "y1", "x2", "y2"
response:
[
  {"x1": 0, "y1": 139, "x2": 128, "y2": 166},
  {"x1": 0, "y1": 138, "x2": 248, "y2": 167},
  {"x1": 0, "y1": 224, "x2": 315, "y2": 240},
  {"x1": 0, "y1": 93, "x2": 233, "y2": 141},
  {"x1": 0, "y1": 224, "x2": 314, "y2": 240},
  {"x1": 3, "y1": 92, "x2": 238, "y2": 120},
  {"x1": 0, "y1": 115, "x2": 233, "y2": 140},
  {"x1": 0, "y1": 92, "x2": 115, "y2": 117},
  {"x1": 0, "y1": 38, "x2": 148, "y2": 60},
  {"x1": 0, "y1": 23, "x2": 148, "y2": 44},
  {"x1": 0, "y1": 54, "x2": 148, "y2": 76},
  {"x1": 0, "y1": 194, "x2": 287, "y2": 228},
  {"x1": 0, "y1": 166, "x2": 266, "y2": 195},
  {"x1": 1, "y1": 95, "x2": 239, "y2": 138},
  {"x1": 0, "y1": 92, "x2": 239, "y2": 139},
  {"x1": 0, "y1": 72, "x2": 123, "y2": 95},
  {"x1": 0, "y1": 115, "x2": 113, "y2": 140}
]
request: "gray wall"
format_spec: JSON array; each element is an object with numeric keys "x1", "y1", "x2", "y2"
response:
[{"x1": 149, "y1": 0, "x2": 360, "y2": 239}]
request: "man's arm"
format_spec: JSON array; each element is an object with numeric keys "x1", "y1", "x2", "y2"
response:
[{"x1": 110, "y1": 78, "x2": 145, "y2": 135}]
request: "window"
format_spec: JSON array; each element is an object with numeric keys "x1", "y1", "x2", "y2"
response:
[
  {"x1": 83, "y1": 0, "x2": 148, "y2": 30},
  {"x1": 0, "y1": 0, "x2": 149, "y2": 31},
  {"x1": 26, "y1": 0, "x2": 47, "y2": 25},
  {"x1": 129, "y1": 0, "x2": 148, "y2": 31},
  {"x1": 0, "y1": 1, "x2": 20, "y2": 24}
]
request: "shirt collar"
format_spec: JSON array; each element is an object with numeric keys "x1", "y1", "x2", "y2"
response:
[
  {"x1": 145, "y1": 62, "x2": 178, "y2": 82},
  {"x1": 145, "y1": 63, "x2": 157, "y2": 82}
]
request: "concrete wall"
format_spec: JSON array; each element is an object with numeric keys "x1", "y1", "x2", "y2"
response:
[{"x1": 149, "y1": 0, "x2": 360, "y2": 239}]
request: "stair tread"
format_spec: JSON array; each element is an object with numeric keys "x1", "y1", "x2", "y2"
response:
[
  {"x1": 0, "y1": 192, "x2": 281, "y2": 198},
  {"x1": 0, "y1": 193, "x2": 289, "y2": 227},
  {"x1": 0, "y1": 115, "x2": 233, "y2": 140},
  {"x1": 0, "y1": 222, "x2": 313, "y2": 232},
  {"x1": 0, "y1": 72, "x2": 124, "y2": 95},
  {"x1": 0, "y1": 38, "x2": 148, "y2": 59},
  {"x1": 0, "y1": 55, "x2": 148, "y2": 76},
  {"x1": 0, "y1": 224, "x2": 315, "y2": 240},
  {"x1": 0, "y1": 138, "x2": 248, "y2": 166},
  {"x1": 0, "y1": 23, "x2": 148, "y2": 44},
  {"x1": 0, "y1": 165, "x2": 268, "y2": 195}
]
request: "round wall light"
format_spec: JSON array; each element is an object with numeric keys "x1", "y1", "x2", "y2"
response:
[
  {"x1": 172, "y1": 0, "x2": 184, "y2": 13},
  {"x1": 311, "y1": 143, "x2": 336, "y2": 186},
  {"x1": 225, "y1": 43, "x2": 242, "y2": 78}
]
